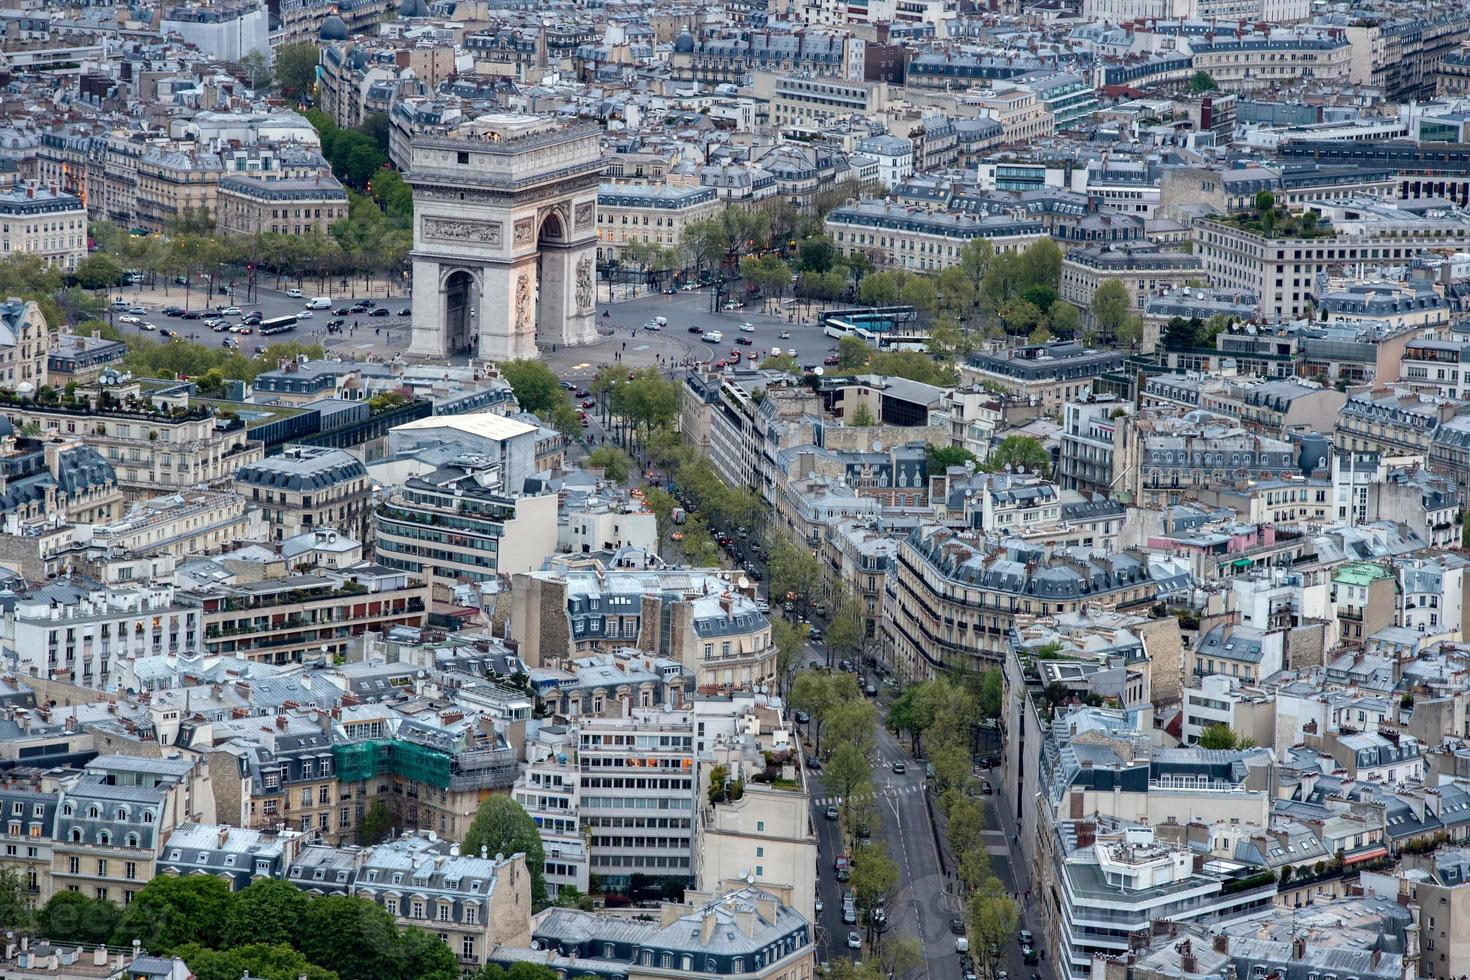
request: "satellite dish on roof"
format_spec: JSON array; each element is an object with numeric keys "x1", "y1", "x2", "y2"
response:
[
  {"x1": 814, "y1": 367, "x2": 824, "y2": 376},
  {"x1": 737, "y1": 576, "x2": 750, "y2": 590}
]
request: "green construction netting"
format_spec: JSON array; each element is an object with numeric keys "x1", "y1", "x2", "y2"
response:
[{"x1": 332, "y1": 739, "x2": 452, "y2": 789}]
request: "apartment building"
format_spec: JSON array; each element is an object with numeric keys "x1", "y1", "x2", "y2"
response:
[
  {"x1": 52, "y1": 755, "x2": 194, "y2": 906},
  {"x1": 1185, "y1": 30, "x2": 1352, "y2": 92},
  {"x1": 3, "y1": 391, "x2": 263, "y2": 492},
  {"x1": 578, "y1": 710, "x2": 698, "y2": 890},
  {"x1": 1343, "y1": 9, "x2": 1470, "y2": 102},
  {"x1": 697, "y1": 737, "x2": 817, "y2": 921},
  {"x1": 595, "y1": 184, "x2": 720, "y2": 263},
  {"x1": 825, "y1": 201, "x2": 1047, "y2": 272},
  {"x1": 4, "y1": 577, "x2": 201, "y2": 688},
  {"x1": 0, "y1": 430, "x2": 124, "y2": 527},
  {"x1": 90, "y1": 490, "x2": 265, "y2": 558},
  {"x1": 513, "y1": 728, "x2": 590, "y2": 901},
  {"x1": 353, "y1": 833, "x2": 532, "y2": 967},
  {"x1": 1194, "y1": 199, "x2": 1470, "y2": 319},
  {"x1": 763, "y1": 75, "x2": 889, "y2": 130},
  {"x1": 214, "y1": 175, "x2": 349, "y2": 237},
  {"x1": 1058, "y1": 244, "x2": 1203, "y2": 342},
  {"x1": 331, "y1": 702, "x2": 517, "y2": 843},
  {"x1": 0, "y1": 185, "x2": 86, "y2": 271},
  {"x1": 1333, "y1": 389, "x2": 1466, "y2": 458},
  {"x1": 1401, "y1": 339, "x2": 1470, "y2": 400},
  {"x1": 183, "y1": 564, "x2": 427, "y2": 665},
  {"x1": 821, "y1": 519, "x2": 897, "y2": 644},
  {"x1": 1058, "y1": 397, "x2": 1126, "y2": 494},
  {"x1": 1048, "y1": 827, "x2": 1278, "y2": 979},
  {"x1": 511, "y1": 886, "x2": 814, "y2": 980},
  {"x1": 375, "y1": 457, "x2": 558, "y2": 590},
  {"x1": 1331, "y1": 561, "x2": 1398, "y2": 645},
  {"x1": 233, "y1": 445, "x2": 372, "y2": 544},
  {"x1": 960, "y1": 342, "x2": 1124, "y2": 414},
  {"x1": 972, "y1": 86, "x2": 1054, "y2": 144},
  {"x1": 1114, "y1": 414, "x2": 1300, "y2": 507},
  {"x1": 884, "y1": 525, "x2": 1158, "y2": 676},
  {"x1": 510, "y1": 569, "x2": 774, "y2": 694}
]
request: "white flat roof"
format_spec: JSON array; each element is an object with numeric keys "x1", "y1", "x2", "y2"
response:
[{"x1": 393, "y1": 412, "x2": 539, "y2": 442}]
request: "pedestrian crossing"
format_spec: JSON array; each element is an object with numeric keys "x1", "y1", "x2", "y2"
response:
[{"x1": 812, "y1": 784, "x2": 924, "y2": 807}]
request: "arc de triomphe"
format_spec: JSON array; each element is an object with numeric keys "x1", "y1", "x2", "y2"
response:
[{"x1": 405, "y1": 114, "x2": 602, "y2": 361}]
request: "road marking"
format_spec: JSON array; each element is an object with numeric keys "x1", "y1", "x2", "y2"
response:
[{"x1": 571, "y1": 362, "x2": 591, "y2": 370}]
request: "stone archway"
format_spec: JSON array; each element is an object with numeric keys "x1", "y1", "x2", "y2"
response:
[
  {"x1": 404, "y1": 115, "x2": 603, "y2": 362},
  {"x1": 439, "y1": 268, "x2": 482, "y2": 354}
]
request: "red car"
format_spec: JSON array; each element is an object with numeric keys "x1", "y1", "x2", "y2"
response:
[
  {"x1": 729, "y1": 350, "x2": 742, "y2": 362},
  {"x1": 580, "y1": 399, "x2": 595, "y2": 409},
  {"x1": 578, "y1": 413, "x2": 590, "y2": 426}
]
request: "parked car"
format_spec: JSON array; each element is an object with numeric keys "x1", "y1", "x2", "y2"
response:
[{"x1": 847, "y1": 933, "x2": 861, "y2": 950}]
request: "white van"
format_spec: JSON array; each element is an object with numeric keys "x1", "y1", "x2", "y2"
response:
[
  {"x1": 305, "y1": 296, "x2": 332, "y2": 309},
  {"x1": 286, "y1": 288, "x2": 303, "y2": 299}
]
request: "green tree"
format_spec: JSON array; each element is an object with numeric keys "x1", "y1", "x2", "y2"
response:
[
  {"x1": 175, "y1": 943, "x2": 338, "y2": 980},
  {"x1": 797, "y1": 236, "x2": 836, "y2": 273},
  {"x1": 982, "y1": 435, "x2": 1051, "y2": 475},
  {"x1": 296, "y1": 895, "x2": 403, "y2": 980},
  {"x1": 37, "y1": 892, "x2": 120, "y2": 945},
  {"x1": 221, "y1": 878, "x2": 307, "y2": 949},
  {"x1": 587, "y1": 446, "x2": 632, "y2": 482},
  {"x1": 826, "y1": 698, "x2": 879, "y2": 761},
  {"x1": 772, "y1": 619, "x2": 809, "y2": 698},
  {"x1": 1091, "y1": 279, "x2": 1133, "y2": 341},
  {"x1": 1018, "y1": 238, "x2": 1063, "y2": 294},
  {"x1": 462, "y1": 796, "x2": 548, "y2": 908},
  {"x1": 356, "y1": 799, "x2": 394, "y2": 845},
  {"x1": 878, "y1": 937, "x2": 924, "y2": 979},
  {"x1": 928, "y1": 444, "x2": 978, "y2": 470},
  {"x1": 850, "y1": 844, "x2": 899, "y2": 932},
  {"x1": 967, "y1": 877, "x2": 1020, "y2": 978},
  {"x1": 500, "y1": 359, "x2": 564, "y2": 415},
  {"x1": 766, "y1": 533, "x2": 824, "y2": 614},
  {"x1": 849, "y1": 404, "x2": 876, "y2": 427},
  {"x1": 835, "y1": 334, "x2": 871, "y2": 370},
  {"x1": 237, "y1": 50, "x2": 272, "y2": 90},
  {"x1": 824, "y1": 741, "x2": 874, "y2": 809},
  {"x1": 402, "y1": 925, "x2": 461, "y2": 980},
  {"x1": 1197, "y1": 724, "x2": 1255, "y2": 750},
  {"x1": 1048, "y1": 300, "x2": 1081, "y2": 337},
  {"x1": 474, "y1": 965, "x2": 562, "y2": 980},
  {"x1": 274, "y1": 42, "x2": 321, "y2": 98},
  {"x1": 978, "y1": 668, "x2": 1003, "y2": 720},
  {"x1": 1189, "y1": 70, "x2": 1219, "y2": 93},
  {"x1": 73, "y1": 253, "x2": 124, "y2": 290},
  {"x1": 867, "y1": 350, "x2": 957, "y2": 386},
  {"x1": 1255, "y1": 190, "x2": 1276, "y2": 212},
  {"x1": 112, "y1": 874, "x2": 233, "y2": 954},
  {"x1": 0, "y1": 869, "x2": 32, "y2": 932},
  {"x1": 857, "y1": 270, "x2": 902, "y2": 307},
  {"x1": 790, "y1": 669, "x2": 859, "y2": 755}
]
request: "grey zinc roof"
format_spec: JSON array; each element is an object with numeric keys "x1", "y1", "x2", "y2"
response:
[{"x1": 235, "y1": 445, "x2": 366, "y2": 492}]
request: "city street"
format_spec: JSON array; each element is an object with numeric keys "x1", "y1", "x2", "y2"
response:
[{"x1": 110, "y1": 277, "x2": 846, "y2": 374}]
